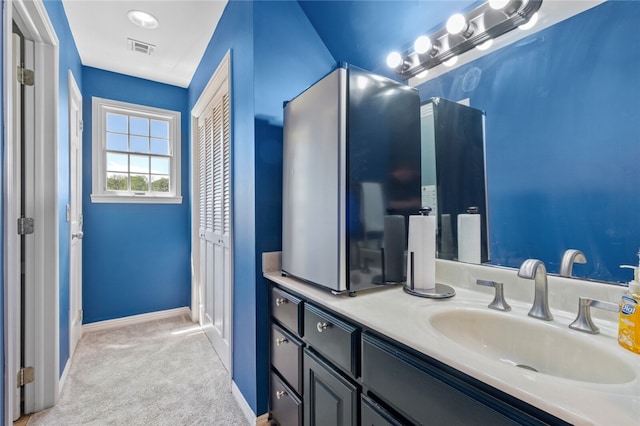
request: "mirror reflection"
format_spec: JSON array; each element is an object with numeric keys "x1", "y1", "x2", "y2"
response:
[
  {"x1": 413, "y1": 0, "x2": 639, "y2": 284},
  {"x1": 419, "y1": 98, "x2": 489, "y2": 264}
]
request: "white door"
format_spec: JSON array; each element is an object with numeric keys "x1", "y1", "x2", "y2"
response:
[
  {"x1": 197, "y1": 85, "x2": 232, "y2": 372},
  {"x1": 69, "y1": 72, "x2": 83, "y2": 356}
]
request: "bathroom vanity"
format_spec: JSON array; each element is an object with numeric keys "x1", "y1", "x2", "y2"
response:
[{"x1": 266, "y1": 255, "x2": 639, "y2": 426}]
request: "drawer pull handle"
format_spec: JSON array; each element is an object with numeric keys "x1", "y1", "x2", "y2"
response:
[
  {"x1": 316, "y1": 322, "x2": 329, "y2": 333},
  {"x1": 275, "y1": 298, "x2": 288, "y2": 306},
  {"x1": 276, "y1": 337, "x2": 288, "y2": 346},
  {"x1": 276, "y1": 390, "x2": 287, "y2": 400}
]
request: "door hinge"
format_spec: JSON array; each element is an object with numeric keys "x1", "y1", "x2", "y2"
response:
[
  {"x1": 79, "y1": 309, "x2": 83, "y2": 322},
  {"x1": 17, "y1": 67, "x2": 35, "y2": 86},
  {"x1": 79, "y1": 120, "x2": 84, "y2": 132},
  {"x1": 17, "y1": 217, "x2": 35, "y2": 235},
  {"x1": 17, "y1": 366, "x2": 34, "y2": 387}
]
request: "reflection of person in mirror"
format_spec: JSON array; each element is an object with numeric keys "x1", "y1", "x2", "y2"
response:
[{"x1": 387, "y1": 160, "x2": 421, "y2": 217}]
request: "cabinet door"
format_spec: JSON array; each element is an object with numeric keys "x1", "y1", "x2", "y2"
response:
[{"x1": 304, "y1": 349, "x2": 358, "y2": 426}]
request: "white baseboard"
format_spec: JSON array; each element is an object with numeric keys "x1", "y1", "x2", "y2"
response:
[
  {"x1": 58, "y1": 357, "x2": 71, "y2": 399},
  {"x1": 232, "y1": 380, "x2": 270, "y2": 426},
  {"x1": 82, "y1": 307, "x2": 192, "y2": 333}
]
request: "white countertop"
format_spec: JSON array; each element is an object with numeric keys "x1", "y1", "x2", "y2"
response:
[{"x1": 264, "y1": 260, "x2": 640, "y2": 426}]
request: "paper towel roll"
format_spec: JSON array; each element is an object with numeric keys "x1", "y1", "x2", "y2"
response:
[
  {"x1": 458, "y1": 213, "x2": 481, "y2": 264},
  {"x1": 407, "y1": 214, "x2": 436, "y2": 291}
]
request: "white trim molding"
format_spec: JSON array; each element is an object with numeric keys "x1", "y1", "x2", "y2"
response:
[
  {"x1": 232, "y1": 380, "x2": 270, "y2": 426},
  {"x1": 91, "y1": 97, "x2": 182, "y2": 204},
  {"x1": 82, "y1": 307, "x2": 192, "y2": 333}
]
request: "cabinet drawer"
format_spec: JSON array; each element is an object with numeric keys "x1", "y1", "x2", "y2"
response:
[
  {"x1": 304, "y1": 348, "x2": 358, "y2": 426},
  {"x1": 361, "y1": 395, "x2": 403, "y2": 426},
  {"x1": 271, "y1": 370, "x2": 302, "y2": 426},
  {"x1": 362, "y1": 334, "x2": 522, "y2": 426},
  {"x1": 271, "y1": 323, "x2": 303, "y2": 395},
  {"x1": 271, "y1": 287, "x2": 303, "y2": 336},
  {"x1": 303, "y1": 303, "x2": 359, "y2": 376}
]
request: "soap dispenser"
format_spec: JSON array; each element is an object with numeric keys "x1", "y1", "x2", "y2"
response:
[{"x1": 619, "y1": 253, "x2": 640, "y2": 354}]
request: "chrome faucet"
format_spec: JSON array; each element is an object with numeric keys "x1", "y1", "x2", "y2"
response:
[
  {"x1": 559, "y1": 249, "x2": 586, "y2": 277},
  {"x1": 518, "y1": 259, "x2": 553, "y2": 321}
]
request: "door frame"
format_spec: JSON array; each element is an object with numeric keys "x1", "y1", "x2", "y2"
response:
[
  {"x1": 190, "y1": 50, "x2": 233, "y2": 373},
  {"x1": 68, "y1": 69, "x2": 82, "y2": 359},
  {"x1": 3, "y1": 0, "x2": 60, "y2": 421}
]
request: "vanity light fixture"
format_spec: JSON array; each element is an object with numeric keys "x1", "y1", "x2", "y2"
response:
[
  {"x1": 128, "y1": 10, "x2": 159, "y2": 29},
  {"x1": 443, "y1": 56, "x2": 459, "y2": 67},
  {"x1": 414, "y1": 35, "x2": 432, "y2": 55},
  {"x1": 519, "y1": 12, "x2": 539, "y2": 30},
  {"x1": 476, "y1": 39, "x2": 494, "y2": 51},
  {"x1": 489, "y1": 0, "x2": 523, "y2": 15},
  {"x1": 386, "y1": 51, "x2": 403, "y2": 68},
  {"x1": 446, "y1": 14, "x2": 474, "y2": 38},
  {"x1": 387, "y1": 0, "x2": 542, "y2": 79},
  {"x1": 489, "y1": 0, "x2": 511, "y2": 9}
]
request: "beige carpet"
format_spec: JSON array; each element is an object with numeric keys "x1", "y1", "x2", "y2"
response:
[{"x1": 28, "y1": 314, "x2": 248, "y2": 425}]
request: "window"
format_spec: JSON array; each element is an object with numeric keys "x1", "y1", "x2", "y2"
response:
[{"x1": 91, "y1": 97, "x2": 182, "y2": 203}]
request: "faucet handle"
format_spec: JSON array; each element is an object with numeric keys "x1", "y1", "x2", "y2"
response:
[
  {"x1": 569, "y1": 297, "x2": 620, "y2": 334},
  {"x1": 476, "y1": 280, "x2": 511, "y2": 311}
]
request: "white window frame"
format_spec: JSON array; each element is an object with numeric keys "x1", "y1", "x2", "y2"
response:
[{"x1": 91, "y1": 97, "x2": 182, "y2": 204}]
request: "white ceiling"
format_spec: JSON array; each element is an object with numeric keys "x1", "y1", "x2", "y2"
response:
[{"x1": 62, "y1": 0, "x2": 228, "y2": 88}]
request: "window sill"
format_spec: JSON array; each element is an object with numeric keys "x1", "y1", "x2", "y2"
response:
[{"x1": 90, "y1": 193, "x2": 183, "y2": 204}]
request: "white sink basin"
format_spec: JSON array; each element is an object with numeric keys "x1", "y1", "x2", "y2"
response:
[{"x1": 428, "y1": 308, "x2": 636, "y2": 384}]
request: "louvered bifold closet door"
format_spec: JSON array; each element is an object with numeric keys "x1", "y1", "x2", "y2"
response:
[
  {"x1": 198, "y1": 103, "x2": 216, "y2": 351},
  {"x1": 222, "y1": 93, "x2": 231, "y2": 238},
  {"x1": 198, "y1": 86, "x2": 232, "y2": 371}
]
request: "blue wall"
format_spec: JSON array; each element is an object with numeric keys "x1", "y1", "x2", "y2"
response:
[
  {"x1": 188, "y1": 0, "x2": 257, "y2": 412},
  {"x1": 81, "y1": 67, "x2": 191, "y2": 323},
  {"x1": 416, "y1": 1, "x2": 640, "y2": 282},
  {"x1": 42, "y1": 0, "x2": 83, "y2": 376},
  {"x1": 188, "y1": 0, "x2": 333, "y2": 414}
]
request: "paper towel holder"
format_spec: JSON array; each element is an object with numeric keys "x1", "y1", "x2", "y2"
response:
[{"x1": 403, "y1": 207, "x2": 456, "y2": 299}]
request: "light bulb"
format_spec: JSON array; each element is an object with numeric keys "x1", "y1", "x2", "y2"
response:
[
  {"x1": 414, "y1": 36, "x2": 432, "y2": 55},
  {"x1": 446, "y1": 14, "x2": 467, "y2": 35},
  {"x1": 489, "y1": 0, "x2": 511, "y2": 10},
  {"x1": 443, "y1": 56, "x2": 458, "y2": 67},
  {"x1": 386, "y1": 52, "x2": 403, "y2": 68},
  {"x1": 519, "y1": 12, "x2": 538, "y2": 30},
  {"x1": 416, "y1": 70, "x2": 429, "y2": 79},
  {"x1": 476, "y1": 39, "x2": 493, "y2": 51}
]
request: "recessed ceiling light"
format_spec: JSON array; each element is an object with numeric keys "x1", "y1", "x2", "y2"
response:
[{"x1": 128, "y1": 10, "x2": 159, "y2": 29}]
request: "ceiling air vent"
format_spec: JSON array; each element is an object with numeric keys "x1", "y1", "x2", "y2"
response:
[{"x1": 127, "y1": 38, "x2": 156, "y2": 55}]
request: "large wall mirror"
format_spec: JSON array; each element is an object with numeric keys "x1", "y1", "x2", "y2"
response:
[{"x1": 413, "y1": 1, "x2": 639, "y2": 284}]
